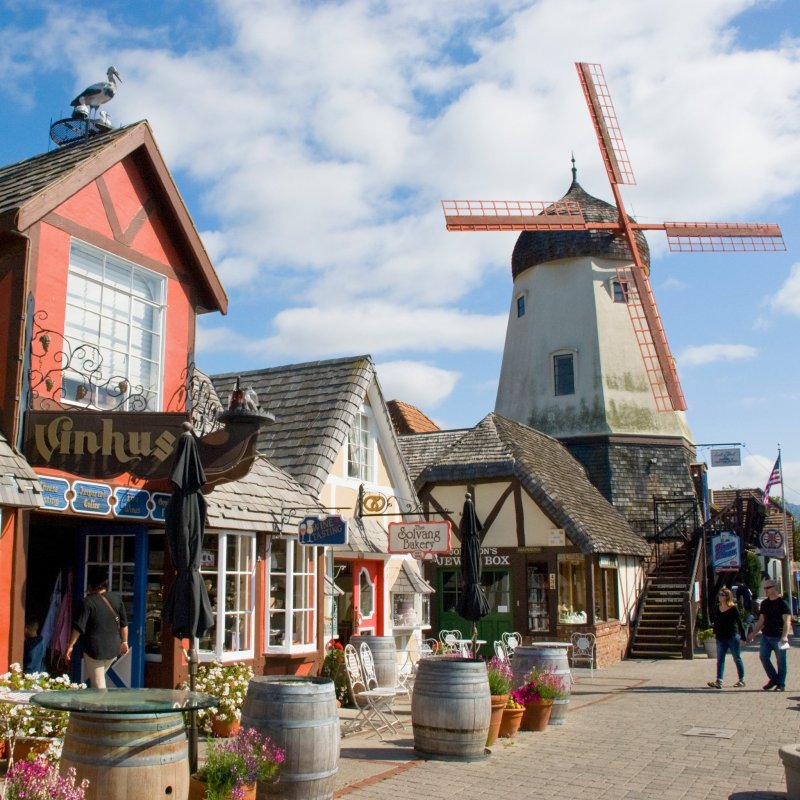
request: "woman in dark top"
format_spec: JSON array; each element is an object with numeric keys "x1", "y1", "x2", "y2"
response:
[
  {"x1": 707, "y1": 587, "x2": 746, "y2": 689},
  {"x1": 66, "y1": 566, "x2": 129, "y2": 688}
]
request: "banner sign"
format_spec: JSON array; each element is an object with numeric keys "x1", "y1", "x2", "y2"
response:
[
  {"x1": 71, "y1": 481, "x2": 113, "y2": 515},
  {"x1": 39, "y1": 476, "x2": 70, "y2": 511},
  {"x1": 298, "y1": 515, "x2": 349, "y2": 546},
  {"x1": 711, "y1": 530, "x2": 741, "y2": 571},
  {"x1": 388, "y1": 521, "x2": 451, "y2": 554},
  {"x1": 710, "y1": 448, "x2": 741, "y2": 467},
  {"x1": 434, "y1": 546, "x2": 510, "y2": 567},
  {"x1": 113, "y1": 488, "x2": 151, "y2": 519},
  {"x1": 760, "y1": 528, "x2": 786, "y2": 559}
]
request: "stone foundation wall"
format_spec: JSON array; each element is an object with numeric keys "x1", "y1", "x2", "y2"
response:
[{"x1": 547, "y1": 620, "x2": 631, "y2": 668}]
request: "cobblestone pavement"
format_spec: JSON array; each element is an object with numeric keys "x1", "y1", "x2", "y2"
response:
[{"x1": 334, "y1": 638, "x2": 800, "y2": 799}]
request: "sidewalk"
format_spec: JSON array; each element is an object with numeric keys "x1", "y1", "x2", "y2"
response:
[{"x1": 334, "y1": 640, "x2": 799, "y2": 799}]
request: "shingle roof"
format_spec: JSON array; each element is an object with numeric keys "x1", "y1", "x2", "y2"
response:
[
  {"x1": 411, "y1": 413, "x2": 649, "y2": 556},
  {"x1": 0, "y1": 432, "x2": 43, "y2": 509},
  {"x1": 211, "y1": 356, "x2": 374, "y2": 496},
  {"x1": 0, "y1": 125, "x2": 133, "y2": 218},
  {"x1": 397, "y1": 428, "x2": 470, "y2": 484},
  {"x1": 205, "y1": 453, "x2": 323, "y2": 532},
  {"x1": 511, "y1": 178, "x2": 650, "y2": 280},
  {"x1": 387, "y1": 400, "x2": 440, "y2": 435},
  {"x1": 332, "y1": 517, "x2": 390, "y2": 555}
]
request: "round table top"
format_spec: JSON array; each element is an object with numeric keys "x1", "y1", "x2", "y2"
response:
[
  {"x1": 31, "y1": 688, "x2": 217, "y2": 714},
  {"x1": 515, "y1": 641, "x2": 572, "y2": 649}
]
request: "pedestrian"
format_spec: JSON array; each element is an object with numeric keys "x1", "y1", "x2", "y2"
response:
[
  {"x1": 707, "y1": 587, "x2": 746, "y2": 689},
  {"x1": 736, "y1": 581, "x2": 753, "y2": 613},
  {"x1": 23, "y1": 620, "x2": 46, "y2": 674},
  {"x1": 66, "y1": 566, "x2": 129, "y2": 688},
  {"x1": 747, "y1": 579, "x2": 792, "y2": 691}
]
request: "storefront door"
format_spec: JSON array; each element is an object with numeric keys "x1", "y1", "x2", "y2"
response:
[
  {"x1": 78, "y1": 525, "x2": 147, "y2": 687},
  {"x1": 353, "y1": 560, "x2": 381, "y2": 635},
  {"x1": 438, "y1": 567, "x2": 514, "y2": 651}
]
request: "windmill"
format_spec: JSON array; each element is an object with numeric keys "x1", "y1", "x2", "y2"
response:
[{"x1": 442, "y1": 62, "x2": 785, "y2": 413}]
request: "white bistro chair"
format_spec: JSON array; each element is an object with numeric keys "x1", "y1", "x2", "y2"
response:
[
  {"x1": 501, "y1": 631, "x2": 522, "y2": 655},
  {"x1": 570, "y1": 631, "x2": 596, "y2": 678},
  {"x1": 439, "y1": 629, "x2": 461, "y2": 653},
  {"x1": 493, "y1": 639, "x2": 509, "y2": 662},
  {"x1": 360, "y1": 642, "x2": 409, "y2": 704},
  {"x1": 342, "y1": 644, "x2": 401, "y2": 739}
]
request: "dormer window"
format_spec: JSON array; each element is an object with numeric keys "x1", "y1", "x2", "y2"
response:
[{"x1": 64, "y1": 240, "x2": 165, "y2": 410}]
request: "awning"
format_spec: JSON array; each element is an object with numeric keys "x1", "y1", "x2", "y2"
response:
[
  {"x1": 391, "y1": 560, "x2": 435, "y2": 595},
  {"x1": 0, "y1": 433, "x2": 43, "y2": 509}
]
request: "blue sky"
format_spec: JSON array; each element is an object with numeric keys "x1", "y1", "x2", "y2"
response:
[{"x1": 2, "y1": 0, "x2": 800, "y2": 501}]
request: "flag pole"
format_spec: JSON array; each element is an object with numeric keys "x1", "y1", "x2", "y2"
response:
[{"x1": 777, "y1": 448, "x2": 796, "y2": 617}]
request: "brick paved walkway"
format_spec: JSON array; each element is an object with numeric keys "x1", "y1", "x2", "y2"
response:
[{"x1": 334, "y1": 638, "x2": 800, "y2": 799}]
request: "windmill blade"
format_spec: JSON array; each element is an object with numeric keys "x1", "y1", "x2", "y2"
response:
[
  {"x1": 617, "y1": 266, "x2": 687, "y2": 412},
  {"x1": 576, "y1": 62, "x2": 636, "y2": 186},
  {"x1": 442, "y1": 199, "x2": 586, "y2": 231},
  {"x1": 663, "y1": 221, "x2": 786, "y2": 252}
]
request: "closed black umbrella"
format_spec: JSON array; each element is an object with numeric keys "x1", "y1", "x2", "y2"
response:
[
  {"x1": 163, "y1": 425, "x2": 213, "y2": 772},
  {"x1": 455, "y1": 493, "x2": 490, "y2": 655}
]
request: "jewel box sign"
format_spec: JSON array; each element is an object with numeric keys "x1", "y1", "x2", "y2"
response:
[{"x1": 388, "y1": 521, "x2": 451, "y2": 554}]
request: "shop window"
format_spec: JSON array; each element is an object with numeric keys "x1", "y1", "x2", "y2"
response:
[
  {"x1": 526, "y1": 563, "x2": 549, "y2": 632},
  {"x1": 440, "y1": 568, "x2": 510, "y2": 614},
  {"x1": 145, "y1": 534, "x2": 164, "y2": 661},
  {"x1": 359, "y1": 568, "x2": 374, "y2": 617},
  {"x1": 347, "y1": 411, "x2": 373, "y2": 481},
  {"x1": 64, "y1": 240, "x2": 165, "y2": 410},
  {"x1": 199, "y1": 531, "x2": 255, "y2": 660},
  {"x1": 557, "y1": 554, "x2": 587, "y2": 624},
  {"x1": 266, "y1": 539, "x2": 318, "y2": 653},
  {"x1": 593, "y1": 561, "x2": 619, "y2": 621},
  {"x1": 391, "y1": 592, "x2": 431, "y2": 628},
  {"x1": 553, "y1": 353, "x2": 575, "y2": 396}
]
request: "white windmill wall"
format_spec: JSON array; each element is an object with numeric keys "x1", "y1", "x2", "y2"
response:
[{"x1": 495, "y1": 254, "x2": 692, "y2": 441}]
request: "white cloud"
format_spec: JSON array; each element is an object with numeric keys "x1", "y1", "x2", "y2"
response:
[
  {"x1": 769, "y1": 263, "x2": 800, "y2": 315},
  {"x1": 707, "y1": 452, "x2": 800, "y2": 505},
  {"x1": 679, "y1": 343, "x2": 758, "y2": 366},
  {"x1": 375, "y1": 360, "x2": 461, "y2": 410}
]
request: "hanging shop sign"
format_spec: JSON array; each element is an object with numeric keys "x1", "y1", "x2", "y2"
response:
[
  {"x1": 711, "y1": 530, "x2": 741, "y2": 571},
  {"x1": 388, "y1": 521, "x2": 451, "y2": 554},
  {"x1": 298, "y1": 515, "x2": 349, "y2": 546},
  {"x1": 598, "y1": 555, "x2": 618, "y2": 569},
  {"x1": 710, "y1": 448, "x2": 741, "y2": 467},
  {"x1": 760, "y1": 528, "x2": 786, "y2": 559}
]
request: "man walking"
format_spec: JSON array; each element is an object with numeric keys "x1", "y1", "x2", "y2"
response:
[{"x1": 747, "y1": 580, "x2": 792, "y2": 691}]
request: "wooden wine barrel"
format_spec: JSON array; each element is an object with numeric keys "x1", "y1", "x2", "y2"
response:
[
  {"x1": 59, "y1": 712, "x2": 189, "y2": 800},
  {"x1": 411, "y1": 657, "x2": 490, "y2": 760},
  {"x1": 510, "y1": 644, "x2": 572, "y2": 725},
  {"x1": 241, "y1": 676, "x2": 339, "y2": 800},
  {"x1": 349, "y1": 635, "x2": 398, "y2": 688}
]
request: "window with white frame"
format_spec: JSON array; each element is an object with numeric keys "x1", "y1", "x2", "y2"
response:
[
  {"x1": 266, "y1": 538, "x2": 318, "y2": 653},
  {"x1": 64, "y1": 239, "x2": 165, "y2": 410},
  {"x1": 198, "y1": 531, "x2": 255, "y2": 660},
  {"x1": 347, "y1": 411, "x2": 373, "y2": 481}
]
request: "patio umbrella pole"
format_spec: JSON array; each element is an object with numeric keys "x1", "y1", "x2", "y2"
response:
[{"x1": 189, "y1": 638, "x2": 199, "y2": 774}]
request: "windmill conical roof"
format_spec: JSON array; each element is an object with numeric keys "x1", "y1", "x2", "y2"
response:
[{"x1": 511, "y1": 178, "x2": 650, "y2": 279}]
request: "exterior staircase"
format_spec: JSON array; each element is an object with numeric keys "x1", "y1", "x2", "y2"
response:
[{"x1": 629, "y1": 545, "x2": 691, "y2": 659}]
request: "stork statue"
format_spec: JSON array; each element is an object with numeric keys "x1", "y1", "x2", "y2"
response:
[{"x1": 70, "y1": 66, "x2": 121, "y2": 119}]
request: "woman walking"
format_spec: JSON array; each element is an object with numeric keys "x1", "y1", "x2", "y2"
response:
[{"x1": 707, "y1": 587, "x2": 746, "y2": 689}]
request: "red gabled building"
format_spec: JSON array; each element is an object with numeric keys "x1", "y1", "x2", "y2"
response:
[{"x1": 0, "y1": 120, "x2": 234, "y2": 686}]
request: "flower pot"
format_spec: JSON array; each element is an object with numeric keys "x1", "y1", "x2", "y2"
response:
[
  {"x1": 521, "y1": 699, "x2": 554, "y2": 732},
  {"x1": 703, "y1": 638, "x2": 716, "y2": 658},
  {"x1": 486, "y1": 694, "x2": 508, "y2": 746},
  {"x1": 190, "y1": 774, "x2": 256, "y2": 800},
  {"x1": 10, "y1": 735, "x2": 54, "y2": 762},
  {"x1": 210, "y1": 717, "x2": 241, "y2": 738},
  {"x1": 498, "y1": 707, "x2": 524, "y2": 738}
]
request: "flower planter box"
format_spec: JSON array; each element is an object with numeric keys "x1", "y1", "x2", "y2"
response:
[
  {"x1": 498, "y1": 707, "x2": 524, "y2": 738},
  {"x1": 521, "y1": 699, "x2": 553, "y2": 732}
]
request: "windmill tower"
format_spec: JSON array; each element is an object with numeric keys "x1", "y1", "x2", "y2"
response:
[{"x1": 443, "y1": 63, "x2": 785, "y2": 533}]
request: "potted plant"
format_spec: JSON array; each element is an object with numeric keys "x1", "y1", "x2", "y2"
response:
[
  {"x1": 4, "y1": 754, "x2": 89, "y2": 800},
  {"x1": 697, "y1": 627, "x2": 716, "y2": 658},
  {"x1": 0, "y1": 663, "x2": 85, "y2": 760},
  {"x1": 512, "y1": 666, "x2": 567, "y2": 732},
  {"x1": 185, "y1": 661, "x2": 253, "y2": 737},
  {"x1": 498, "y1": 696, "x2": 525, "y2": 739},
  {"x1": 319, "y1": 639, "x2": 348, "y2": 706},
  {"x1": 485, "y1": 656, "x2": 511, "y2": 746},
  {"x1": 189, "y1": 726, "x2": 285, "y2": 800}
]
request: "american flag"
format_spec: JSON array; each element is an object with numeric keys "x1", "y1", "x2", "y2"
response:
[{"x1": 763, "y1": 455, "x2": 782, "y2": 505}]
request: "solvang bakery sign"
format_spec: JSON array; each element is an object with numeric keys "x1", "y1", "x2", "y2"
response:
[{"x1": 23, "y1": 411, "x2": 187, "y2": 479}]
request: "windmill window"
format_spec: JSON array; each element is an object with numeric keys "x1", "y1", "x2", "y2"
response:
[
  {"x1": 553, "y1": 353, "x2": 575, "y2": 396},
  {"x1": 612, "y1": 279, "x2": 629, "y2": 303},
  {"x1": 516, "y1": 295, "x2": 526, "y2": 317}
]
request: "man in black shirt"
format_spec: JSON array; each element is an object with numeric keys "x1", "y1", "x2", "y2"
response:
[{"x1": 747, "y1": 580, "x2": 792, "y2": 691}]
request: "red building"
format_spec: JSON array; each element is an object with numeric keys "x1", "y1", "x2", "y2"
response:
[{"x1": 0, "y1": 121, "x2": 238, "y2": 687}]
